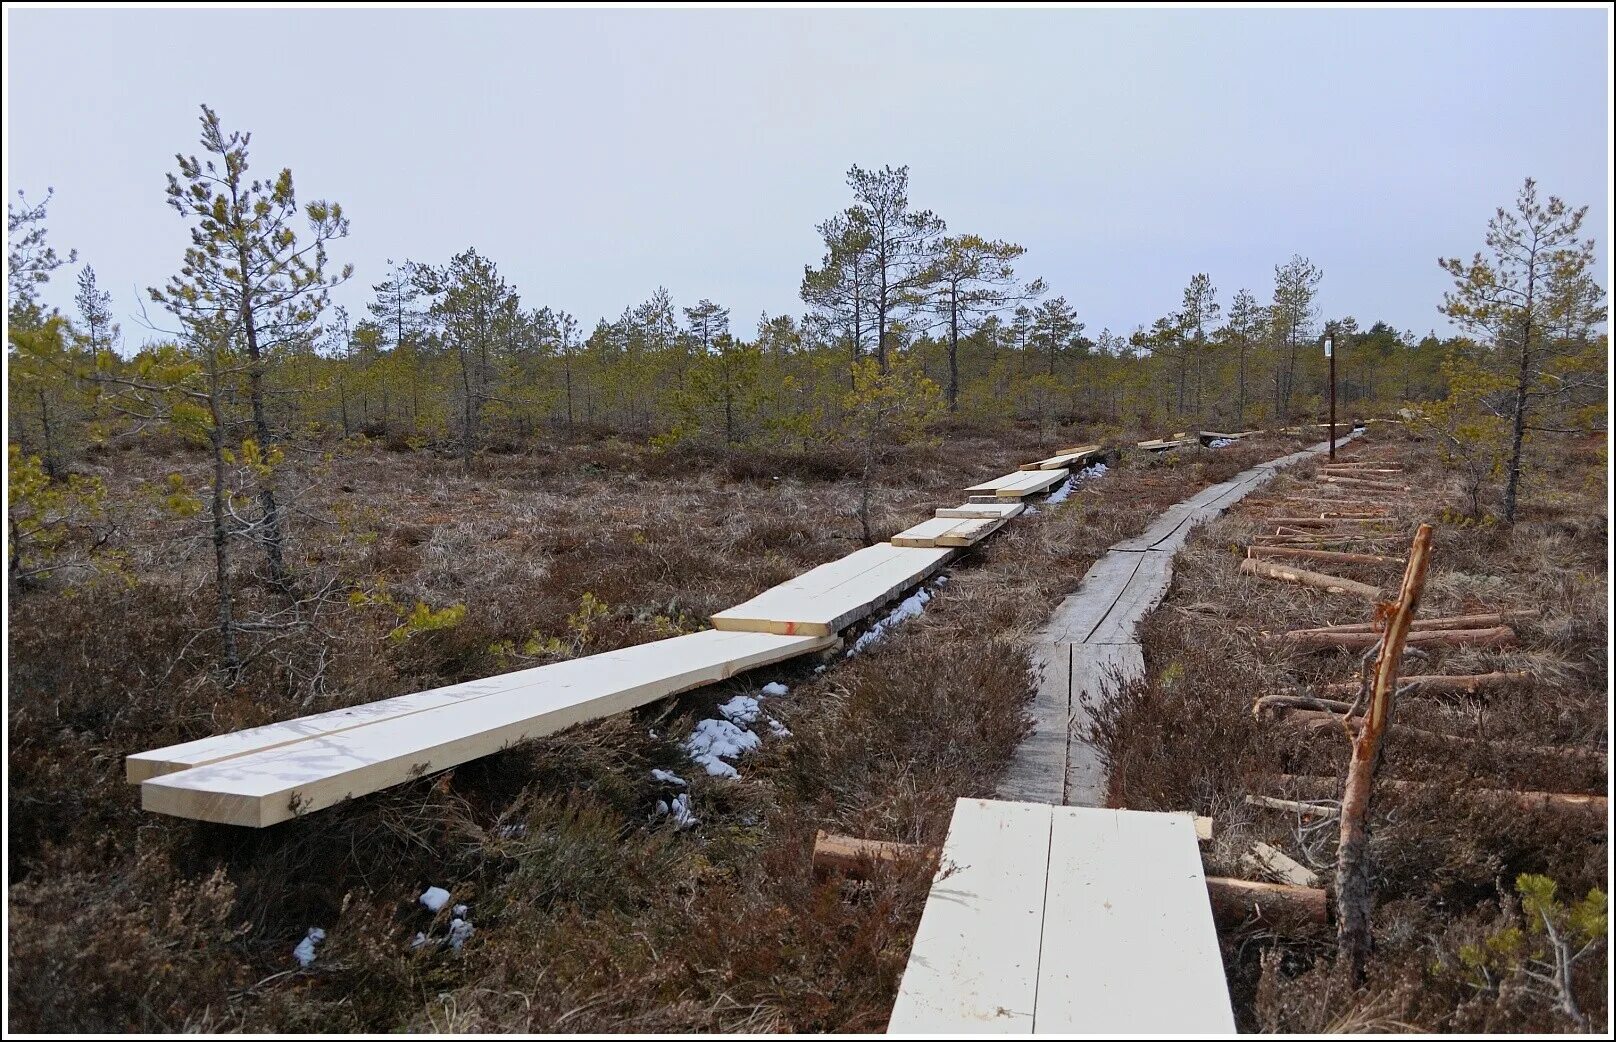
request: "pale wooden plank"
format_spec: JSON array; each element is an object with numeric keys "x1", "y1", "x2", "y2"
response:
[
  {"x1": 127, "y1": 656, "x2": 621, "y2": 783},
  {"x1": 936, "y1": 501, "x2": 1024, "y2": 520},
  {"x1": 997, "y1": 642, "x2": 1070, "y2": 805},
  {"x1": 890, "y1": 516, "x2": 961, "y2": 547},
  {"x1": 141, "y1": 629, "x2": 833, "y2": 827},
  {"x1": 962, "y1": 470, "x2": 1027, "y2": 493},
  {"x1": 993, "y1": 467, "x2": 1069, "y2": 499},
  {"x1": 888, "y1": 799, "x2": 1053, "y2": 1033},
  {"x1": 1034, "y1": 808, "x2": 1235, "y2": 1033},
  {"x1": 935, "y1": 516, "x2": 1005, "y2": 547},
  {"x1": 1020, "y1": 450, "x2": 1085, "y2": 471},
  {"x1": 710, "y1": 543, "x2": 953, "y2": 636}
]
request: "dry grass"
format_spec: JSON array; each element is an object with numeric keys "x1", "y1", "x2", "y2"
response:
[
  {"x1": 1092, "y1": 427, "x2": 1608, "y2": 1033},
  {"x1": 6, "y1": 424, "x2": 1308, "y2": 1032}
]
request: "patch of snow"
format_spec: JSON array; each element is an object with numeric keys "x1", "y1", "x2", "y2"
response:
[
  {"x1": 685, "y1": 717, "x2": 761, "y2": 761},
  {"x1": 651, "y1": 767, "x2": 688, "y2": 787},
  {"x1": 1044, "y1": 477, "x2": 1077, "y2": 504},
  {"x1": 846, "y1": 577, "x2": 946, "y2": 657},
  {"x1": 717, "y1": 695, "x2": 762, "y2": 725},
  {"x1": 655, "y1": 792, "x2": 699, "y2": 829},
  {"x1": 760, "y1": 681, "x2": 789, "y2": 697},
  {"x1": 292, "y1": 927, "x2": 325, "y2": 968},
  {"x1": 767, "y1": 717, "x2": 791, "y2": 738},
  {"x1": 411, "y1": 931, "x2": 429, "y2": 949},
  {"x1": 691, "y1": 753, "x2": 739, "y2": 779},
  {"x1": 497, "y1": 822, "x2": 527, "y2": 839},
  {"x1": 447, "y1": 917, "x2": 474, "y2": 951},
  {"x1": 1209, "y1": 438, "x2": 1233, "y2": 449},
  {"x1": 452, "y1": 903, "x2": 468, "y2": 918},
  {"x1": 420, "y1": 886, "x2": 451, "y2": 913}
]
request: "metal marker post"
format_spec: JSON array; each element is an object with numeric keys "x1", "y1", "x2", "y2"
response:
[{"x1": 1325, "y1": 332, "x2": 1337, "y2": 459}]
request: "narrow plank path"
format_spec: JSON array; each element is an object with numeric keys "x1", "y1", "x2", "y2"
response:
[{"x1": 999, "y1": 432, "x2": 1361, "y2": 808}]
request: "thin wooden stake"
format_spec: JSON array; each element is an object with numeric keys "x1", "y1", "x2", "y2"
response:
[{"x1": 1337, "y1": 522, "x2": 1432, "y2": 984}]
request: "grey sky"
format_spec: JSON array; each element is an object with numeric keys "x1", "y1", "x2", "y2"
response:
[{"x1": 6, "y1": 6, "x2": 1609, "y2": 348}]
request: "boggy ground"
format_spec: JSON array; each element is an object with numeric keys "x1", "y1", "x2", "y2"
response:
[
  {"x1": 1094, "y1": 426, "x2": 1608, "y2": 1034},
  {"x1": 7, "y1": 423, "x2": 1314, "y2": 1032}
]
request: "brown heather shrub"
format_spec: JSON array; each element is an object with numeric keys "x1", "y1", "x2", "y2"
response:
[{"x1": 1094, "y1": 427, "x2": 1608, "y2": 1033}]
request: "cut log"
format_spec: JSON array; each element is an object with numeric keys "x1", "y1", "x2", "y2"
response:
[
  {"x1": 1272, "y1": 774, "x2": 1607, "y2": 816},
  {"x1": 811, "y1": 831, "x2": 931, "y2": 877},
  {"x1": 1247, "y1": 546, "x2": 1403, "y2": 567},
  {"x1": 1271, "y1": 708, "x2": 1606, "y2": 765},
  {"x1": 1262, "y1": 516, "x2": 1386, "y2": 527},
  {"x1": 1319, "y1": 475, "x2": 1408, "y2": 492},
  {"x1": 1318, "y1": 671, "x2": 1531, "y2": 697},
  {"x1": 1254, "y1": 694, "x2": 1357, "y2": 718},
  {"x1": 1266, "y1": 626, "x2": 1516, "y2": 650},
  {"x1": 1204, "y1": 877, "x2": 1329, "y2": 931},
  {"x1": 1243, "y1": 842, "x2": 1321, "y2": 888},
  {"x1": 1290, "y1": 611, "x2": 1537, "y2": 635},
  {"x1": 1244, "y1": 794, "x2": 1340, "y2": 820},
  {"x1": 1239, "y1": 558, "x2": 1382, "y2": 600}
]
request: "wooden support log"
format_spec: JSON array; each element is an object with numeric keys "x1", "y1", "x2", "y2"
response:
[
  {"x1": 1317, "y1": 671, "x2": 1531, "y2": 697},
  {"x1": 1254, "y1": 694, "x2": 1356, "y2": 718},
  {"x1": 1265, "y1": 626, "x2": 1516, "y2": 650},
  {"x1": 1273, "y1": 774, "x2": 1607, "y2": 816},
  {"x1": 1318, "y1": 475, "x2": 1409, "y2": 492},
  {"x1": 1267, "y1": 708, "x2": 1605, "y2": 766},
  {"x1": 1239, "y1": 558, "x2": 1382, "y2": 600},
  {"x1": 1263, "y1": 516, "x2": 1387, "y2": 527},
  {"x1": 1247, "y1": 545, "x2": 1403, "y2": 567},
  {"x1": 1244, "y1": 794, "x2": 1340, "y2": 820},
  {"x1": 811, "y1": 831, "x2": 933, "y2": 878},
  {"x1": 1291, "y1": 611, "x2": 1537, "y2": 635},
  {"x1": 1205, "y1": 877, "x2": 1329, "y2": 931},
  {"x1": 1243, "y1": 841, "x2": 1321, "y2": 887}
]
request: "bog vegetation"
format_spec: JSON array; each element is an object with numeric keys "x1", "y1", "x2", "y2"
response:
[{"x1": 4, "y1": 104, "x2": 1608, "y2": 1033}]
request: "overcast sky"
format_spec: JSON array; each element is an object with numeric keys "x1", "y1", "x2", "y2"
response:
[{"x1": 5, "y1": 5, "x2": 1609, "y2": 348}]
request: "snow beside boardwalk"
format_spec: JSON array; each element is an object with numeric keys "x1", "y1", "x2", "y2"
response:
[{"x1": 847, "y1": 575, "x2": 947, "y2": 656}]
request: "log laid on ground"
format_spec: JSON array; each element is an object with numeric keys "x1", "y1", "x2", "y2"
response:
[
  {"x1": 1204, "y1": 877, "x2": 1329, "y2": 931},
  {"x1": 812, "y1": 831, "x2": 933, "y2": 877},
  {"x1": 1319, "y1": 475, "x2": 1409, "y2": 492},
  {"x1": 1266, "y1": 626, "x2": 1517, "y2": 650},
  {"x1": 1239, "y1": 558, "x2": 1383, "y2": 600},
  {"x1": 1243, "y1": 841, "x2": 1321, "y2": 887},
  {"x1": 1271, "y1": 774, "x2": 1607, "y2": 816},
  {"x1": 1317, "y1": 671, "x2": 1531, "y2": 697},
  {"x1": 1247, "y1": 545, "x2": 1403, "y2": 567},
  {"x1": 1291, "y1": 611, "x2": 1537, "y2": 635},
  {"x1": 1254, "y1": 693, "x2": 1357, "y2": 718},
  {"x1": 1263, "y1": 516, "x2": 1387, "y2": 527},
  {"x1": 1269, "y1": 708, "x2": 1606, "y2": 765},
  {"x1": 1244, "y1": 794, "x2": 1340, "y2": 820}
]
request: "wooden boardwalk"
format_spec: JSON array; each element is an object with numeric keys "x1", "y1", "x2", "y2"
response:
[
  {"x1": 999, "y1": 433, "x2": 1361, "y2": 808},
  {"x1": 888, "y1": 799, "x2": 1235, "y2": 1033}
]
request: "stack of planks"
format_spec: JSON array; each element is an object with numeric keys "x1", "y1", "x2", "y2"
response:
[
  {"x1": 131, "y1": 437, "x2": 1109, "y2": 826},
  {"x1": 134, "y1": 629, "x2": 834, "y2": 826}
]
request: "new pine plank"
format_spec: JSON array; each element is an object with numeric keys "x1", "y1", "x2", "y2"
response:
[
  {"x1": 936, "y1": 501, "x2": 1025, "y2": 520},
  {"x1": 1020, "y1": 451, "x2": 1085, "y2": 471},
  {"x1": 127, "y1": 658, "x2": 603, "y2": 782},
  {"x1": 1034, "y1": 808, "x2": 1236, "y2": 1033},
  {"x1": 962, "y1": 470, "x2": 1027, "y2": 494},
  {"x1": 710, "y1": 542, "x2": 954, "y2": 636},
  {"x1": 993, "y1": 467, "x2": 1069, "y2": 499},
  {"x1": 887, "y1": 799, "x2": 1053, "y2": 1033},
  {"x1": 935, "y1": 516, "x2": 1005, "y2": 547},
  {"x1": 890, "y1": 516, "x2": 962, "y2": 547},
  {"x1": 141, "y1": 629, "x2": 834, "y2": 827}
]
